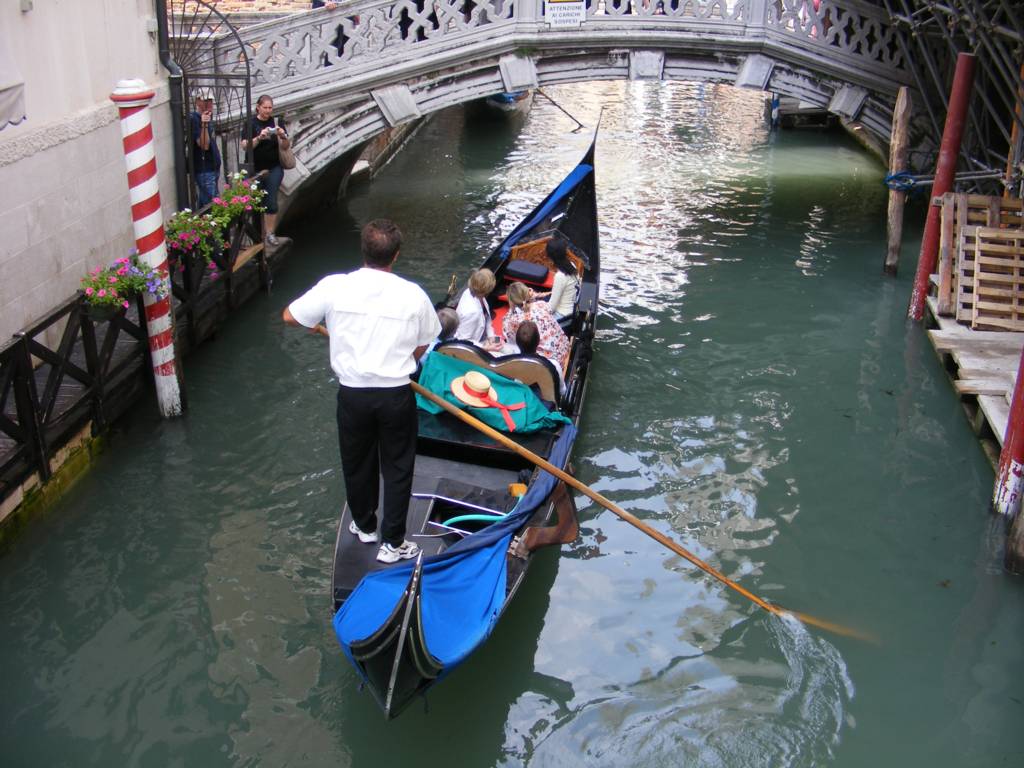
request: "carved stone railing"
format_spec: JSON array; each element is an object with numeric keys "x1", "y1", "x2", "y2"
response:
[
  {"x1": 764, "y1": 0, "x2": 904, "y2": 73},
  {"x1": 206, "y1": 0, "x2": 906, "y2": 95}
]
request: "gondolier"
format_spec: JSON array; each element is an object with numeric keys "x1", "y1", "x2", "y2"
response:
[{"x1": 283, "y1": 219, "x2": 440, "y2": 563}]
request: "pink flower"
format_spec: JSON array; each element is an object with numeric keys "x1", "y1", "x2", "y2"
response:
[
  {"x1": 210, "y1": 271, "x2": 220, "y2": 281},
  {"x1": 85, "y1": 287, "x2": 94, "y2": 296},
  {"x1": 122, "y1": 300, "x2": 130, "y2": 308},
  {"x1": 98, "y1": 289, "x2": 107, "y2": 297},
  {"x1": 245, "y1": 205, "x2": 252, "y2": 211},
  {"x1": 108, "y1": 276, "x2": 118, "y2": 284},
  {"x1": 213, "y1": 197, "x2": 224, "y2": 205}
]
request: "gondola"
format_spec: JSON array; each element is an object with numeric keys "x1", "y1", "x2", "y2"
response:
[
  {"x1": 330, "y1": 135, "x2": 600, "y2": 719},
  {"x1": 483, "y1": 90, "x2": 534, "y2": 115}
]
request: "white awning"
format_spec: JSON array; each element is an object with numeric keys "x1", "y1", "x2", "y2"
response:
[{"x1": 0, "y1": 30, "x2": 25, "y2": 130}]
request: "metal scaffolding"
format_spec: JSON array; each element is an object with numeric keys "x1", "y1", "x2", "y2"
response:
[{"x1": 882, "y1": 0, "x2": 1024, "y2": 196}]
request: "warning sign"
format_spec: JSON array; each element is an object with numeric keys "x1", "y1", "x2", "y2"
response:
[{"x1": 545, "y1": 0, "x2": 586, "y2": 28}]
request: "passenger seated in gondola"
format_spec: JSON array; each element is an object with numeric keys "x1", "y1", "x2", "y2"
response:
[
  {"x1": 423, "y1": 307, "x2": 459, "y2": 357},
  {"x1": 516, "y1": 320, "x2": 566, "y2": 397},
  {"x1": 454, "y1": 268, "x2": 496, "y2": 343},
  {"x1": 533, "y1": 236, "x2": 580, "y2": 321},
  {"x1": 502, "y1": 282, "x2": 570, "y2": 369}
]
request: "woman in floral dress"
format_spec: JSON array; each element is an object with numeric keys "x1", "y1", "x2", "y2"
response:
[{"x1": 501, "y1": 282, "x2": 570, "y2": 368}]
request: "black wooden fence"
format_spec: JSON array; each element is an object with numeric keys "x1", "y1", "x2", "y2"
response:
[{"x1": 0, "y1": 206, "x2": 276, "y2": 504}]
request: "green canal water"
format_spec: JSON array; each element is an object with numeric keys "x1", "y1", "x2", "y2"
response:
[{"x1": 2, "y1": 81, "x2": 1023, "y2": 766}]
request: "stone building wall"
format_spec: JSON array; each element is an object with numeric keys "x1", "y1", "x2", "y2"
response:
[{"x1": 0, "y1": 1, "x2": 177, "y2": 343}]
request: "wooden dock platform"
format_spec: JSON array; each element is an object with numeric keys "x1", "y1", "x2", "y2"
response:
[{"x1": 926, "y1": 295, "x2": 1022, "y2": 463}]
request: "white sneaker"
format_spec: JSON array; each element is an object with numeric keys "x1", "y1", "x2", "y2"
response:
[
  {"x1": 348, "y1": 520, "x2": 379, "y2": 544},
  {"x1": 265, "y1": 233, "x2": 280, "y2": 246},
  {"x1": 376, "y1": 540, "x2": 420, "y2": 563}
]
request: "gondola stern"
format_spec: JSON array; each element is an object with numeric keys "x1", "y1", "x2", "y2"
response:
[{"x1": 343, "y1": 553, "x2": 445, "y2": 719}]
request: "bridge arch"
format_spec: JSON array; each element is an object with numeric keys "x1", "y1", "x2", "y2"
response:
[{"x1": 203, "y1": 0, "x2": 911, "y2": 199}]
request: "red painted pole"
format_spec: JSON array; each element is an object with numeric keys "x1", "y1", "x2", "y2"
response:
[
  {"x1": 908, "y1": 53, "x2": 976, "y2": 320},
  {"x1": 993, "y1": 344, "x2": 1024, "y2": 518},
  {"x1": 110, "y1": 79, "x2": 184, "y2": 418}
]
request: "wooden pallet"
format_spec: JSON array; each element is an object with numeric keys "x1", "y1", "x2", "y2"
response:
[
  {"x1": 925, "y1": 301, "x2": 1022, "y2": 448},
  {"x1": 968, "y1": 227, "x2": 1024, "y2": 331},
  {"x1": 936, "y1": 193, "x2": 1024, "y2": 316},
  {"x1": 954, "y1": 222, "x2": 979, "y2": 322}
]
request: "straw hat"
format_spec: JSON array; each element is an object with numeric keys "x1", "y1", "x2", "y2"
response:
[{"x1": 451, "y1": 370, "x2": 497, "y2": 408}]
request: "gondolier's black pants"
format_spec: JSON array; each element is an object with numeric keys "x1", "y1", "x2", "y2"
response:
[{"x1": 336, "y1": 383, "x2": 417, "y2": 547}]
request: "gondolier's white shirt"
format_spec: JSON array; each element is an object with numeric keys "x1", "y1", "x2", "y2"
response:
[{"x1": 288, "y1": 267, "x2": 440, "y2": 388}]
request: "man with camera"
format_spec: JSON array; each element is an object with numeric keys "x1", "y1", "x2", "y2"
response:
[{"x1": 190, "y1": 90, "x2": 221, "y2": 209}]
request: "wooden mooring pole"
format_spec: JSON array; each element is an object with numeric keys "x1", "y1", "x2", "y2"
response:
[
  {"x1": 883, "y1": 87, "x2": 911, "y2": 276},
  {"x1": 998, "y1": 345, "x2": 1024, "y2": 571},
  {"x1": 994, "y1": 345, "x2": 1024, "y2": 518},
  {"x1": 1007, "y1": 508, "x2": 1024, "y2": 574},
  {"x1": 908, "y1": 53, "x2": 976, "y2": 320},
  {"x1": 1004, "y1": 62, "x2": 1024, "y2": 201},
  {"x1": 110, "y1": 79, "x2": 184, "y2": 418}
]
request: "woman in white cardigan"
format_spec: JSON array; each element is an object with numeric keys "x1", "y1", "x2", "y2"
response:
[
  {"x1": 454, "y1": 268, "x2": 496, "y2": 343},
  {"x1": 537, "y1": 236, "x2": 580, "y2": 319}
]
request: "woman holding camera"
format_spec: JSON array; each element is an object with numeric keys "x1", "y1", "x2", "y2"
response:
[{"x1": 243, "y1": 94, "x2": 290, "y2": 246}]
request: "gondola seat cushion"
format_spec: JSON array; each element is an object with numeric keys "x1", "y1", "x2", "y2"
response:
[{"x1": 504, "y1": 259, "x2": 550, "y2": 286}]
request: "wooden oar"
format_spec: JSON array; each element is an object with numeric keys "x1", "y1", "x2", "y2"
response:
[{"x1": 411, "y1": 381, "x2": 875, "y2": 643}]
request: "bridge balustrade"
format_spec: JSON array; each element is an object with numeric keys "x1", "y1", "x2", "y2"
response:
[{"x1": 201, "y1": 0, "x2": 905, "y2": 98}]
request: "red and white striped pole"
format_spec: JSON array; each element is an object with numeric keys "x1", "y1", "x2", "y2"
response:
[
  {"x1": 994, "y1": 344, "x2": 1024, "y2": 518},
  {"x1": 110, "y1": 79, "x2": 183, "y2": 418}
]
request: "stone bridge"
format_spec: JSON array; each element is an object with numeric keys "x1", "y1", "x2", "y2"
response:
[{"x1": 200, "y1": 0, "x2": 910, "y2": 197}]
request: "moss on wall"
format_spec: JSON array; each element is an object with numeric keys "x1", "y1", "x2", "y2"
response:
[{"x1": 0, "y1": 434, "x2": 106, "y2": 552}]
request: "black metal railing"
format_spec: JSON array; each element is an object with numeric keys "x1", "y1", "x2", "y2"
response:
[
  {"x1": 0, "y1": 296, "x2": 148, "y2": 497},
  {"x1": 0, "y1": 205, "x2": 271, "y2": 503}
]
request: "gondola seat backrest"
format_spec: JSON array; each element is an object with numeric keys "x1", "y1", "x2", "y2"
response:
[
  {"x1": 435, "y1": 342, "x2": 561, "y2": 406},
  {"x1": 507, "y1": 235, "x2": 586, "y2": 279}
]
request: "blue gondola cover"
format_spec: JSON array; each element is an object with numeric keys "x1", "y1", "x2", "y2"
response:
[{"x1": 334, "y1": 427, "x2": 577, "y2": 671}]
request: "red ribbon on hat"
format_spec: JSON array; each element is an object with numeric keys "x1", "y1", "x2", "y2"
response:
[
  {"x1": 460, "y1": 374, "x2": 524, "y2": 431},
  {"x1": 478, "y1": 393, "x2": 525, "y2": 432}
]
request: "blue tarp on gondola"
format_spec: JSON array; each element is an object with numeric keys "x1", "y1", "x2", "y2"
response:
[
  {"x1": 334, "y1": 426, "x2": 577, "y2": 670},
  {"x1": 496, "y1": 165, "x2": 593, "y2": 260}
]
